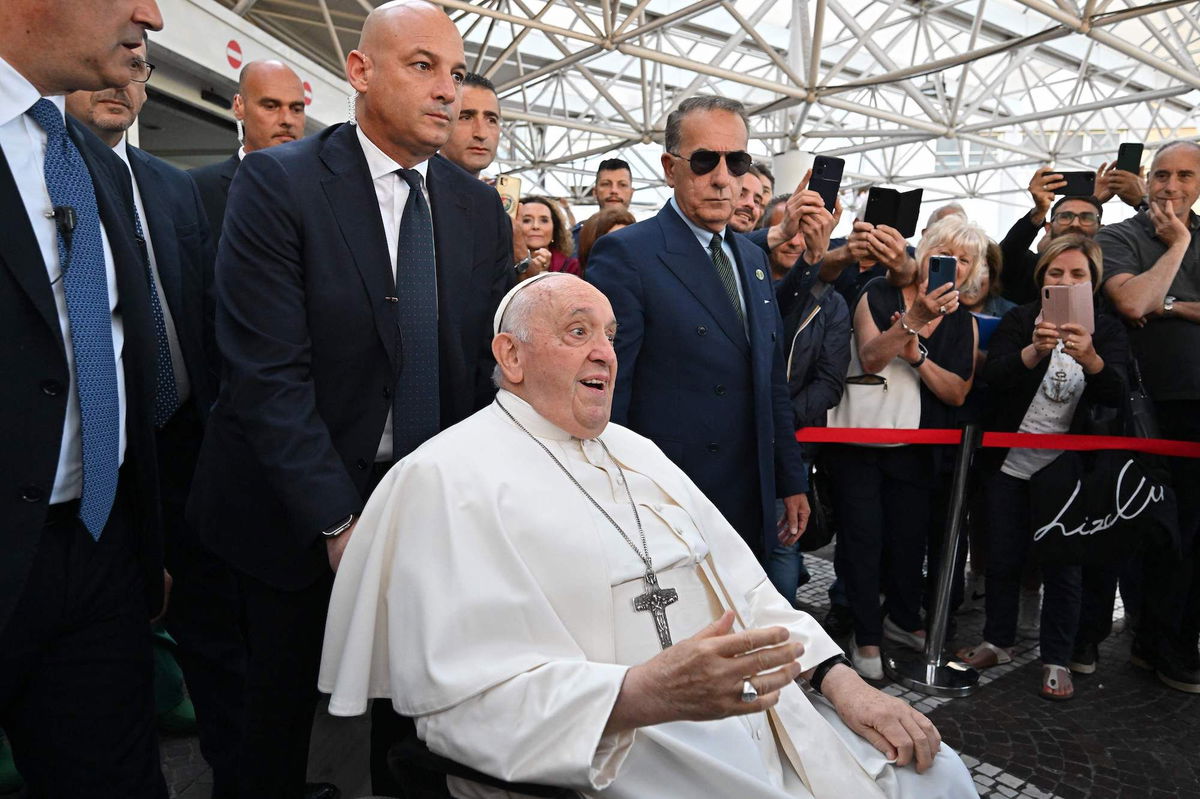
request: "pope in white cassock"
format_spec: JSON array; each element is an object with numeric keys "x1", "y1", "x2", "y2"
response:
[{"x1": 319, "y1": 273, "x2": 976, "y2": 798}]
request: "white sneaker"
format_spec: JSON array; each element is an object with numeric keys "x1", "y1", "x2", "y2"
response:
[
  {"x1": 882, "y1": 616, "x2": 927, "y2": 652},
  {"x1": 852, "y1": 647, "x2": 884, "y2": 680},
  {"x1": 1018, "y1": 588, "x2": 1042, "y2": 639}
]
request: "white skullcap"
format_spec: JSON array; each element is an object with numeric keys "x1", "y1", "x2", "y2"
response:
[{"x1": 492, "y1": 271, "x2": 565, "y2": 335}]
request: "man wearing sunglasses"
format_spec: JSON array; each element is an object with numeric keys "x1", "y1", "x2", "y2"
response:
[{"x1": 587, "y1": 95, "x2": 810, "y2": 566}]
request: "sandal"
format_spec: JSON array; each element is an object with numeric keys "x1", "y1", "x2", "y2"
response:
[
  {"x1": 1040, "y1": 664, "x2": 1074, "y2": 701},
  {"x1": 955, "y1": 641, "x2": 1012, "y2": 669}
]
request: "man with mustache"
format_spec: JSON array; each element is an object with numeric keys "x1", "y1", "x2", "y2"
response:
[
  {"x1": 728, "y1": 165, "x2": 765, "y2": 234},
  {"x1": 185, "y1": 1, "x2": 513, "y2": 796},
  {"x1": 587, "y1": 95, "x2": 810, "y2": 566},
  {"x1": 65, "y1": 40, "x2": 249, "y2": 799},
  {"x1": 189, "y1": 59, "x2": 306, "y2": 251},
  {"x1": 0, "y1": 1, "x2": 168, "y2": 795}
]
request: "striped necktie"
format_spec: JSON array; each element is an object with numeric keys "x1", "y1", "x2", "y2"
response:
[{"x1": 708, "y1": 232, "x2": 745, "y2": 327}]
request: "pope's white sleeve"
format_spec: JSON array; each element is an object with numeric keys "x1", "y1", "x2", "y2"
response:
[{"x1": 417, "y1": 661, "x2": 636, "y2": 791}]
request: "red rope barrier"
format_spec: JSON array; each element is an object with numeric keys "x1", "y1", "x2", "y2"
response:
[{"x1": 795, "y1": 427, "x2": 1200, "y2": 458}]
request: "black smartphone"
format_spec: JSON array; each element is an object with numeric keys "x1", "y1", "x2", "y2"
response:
[
  {"x1": 927, "y1": 255, "x2": 957, "y2": 292},
  {"x1": 1054, "y1": 171, "x2": 1095, "y2": 197},
  {"x1": 863, "y1": 186, "x2": 924, "y2": 238},
  {"x1": 810, "y1": 155, "x2": 844, "y2": 213},
  {"x1": 1116, "y1": 142, "x2": 1144, "y2": 173}
]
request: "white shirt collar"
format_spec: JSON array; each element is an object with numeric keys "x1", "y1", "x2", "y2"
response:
[
  {"x1": 112, "y1": 136, "x2": 130, "y2": 166},
  {"x1": 237, "y1": 145, "x2": 246, "y2": 161},
  {"x1": 669, "y1": 195, "x2": 728, "y2": 250},
  {"x1": 355, "y1": 122, "x2": 429, "y2": 184},
  {"x1": 0, "y1": 55, "x2": 63, "y2": 128},
  {"x1": 494, "y1": 389, "x2": 591, "y2": 442}
]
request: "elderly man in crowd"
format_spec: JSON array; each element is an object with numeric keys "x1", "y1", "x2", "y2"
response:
[
  {"x1": 1100, "y1": 140, "x2": 1200, "y2": 694},
  {"x1": 319, "y1": 272, "x2": 975, "y2": 798}
]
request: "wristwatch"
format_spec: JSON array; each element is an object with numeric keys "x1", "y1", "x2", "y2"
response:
[
  {"x1": 909, "y1": 342, "x2": 929, "y2": 368},
  {"x1": 810, "y1": 654, "x2": 853, "y2": 695},
  {"x1": 514, "y1": 256, "x2": 532, "y2": 276},
  {"x1": 322, "y1": 514, "x2": 356, "y2": 538},
  {"x1": 1164, "y1": 295, "x2": 1176, "y2": 315}
]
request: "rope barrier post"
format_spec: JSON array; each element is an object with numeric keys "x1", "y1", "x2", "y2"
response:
[{"x1": 883, "y1": 423, "x2": 982, "y2": 697}]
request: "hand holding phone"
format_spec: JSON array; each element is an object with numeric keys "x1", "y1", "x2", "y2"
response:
[
  {"x1": 1041, "y1": 282, "x2": 1094, "y2": 334},
  {"x1": 927, "y1": 255, "x2": 957, "y2": 292},
  {"x1": 809, "y1": 155, "x2": 844, "y2": 213},
  {"x1": 1053, "y1": 172, "x2": 1095, "y2": 197}
]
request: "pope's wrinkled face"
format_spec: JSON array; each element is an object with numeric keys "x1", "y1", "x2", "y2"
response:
[{"x1": 506, "y1": 279, "x2": 618, "y2": 439}]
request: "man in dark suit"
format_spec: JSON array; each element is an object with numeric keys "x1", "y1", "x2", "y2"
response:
[
  {"x1": 587, "y1": 96, "x2": 809, "y2": 562},
  {"x1": 66, "y1": 40, "x2": 246, "y2": 799},
  {"x1": 0, "y1": 1, "x2": 169, "y2": 796},
  {"x1": 189, "y1": 59, "x2": 306, "y2": 250},
  {"x1": 186, "y1": 2, "x2": 513, "y2": 796}
]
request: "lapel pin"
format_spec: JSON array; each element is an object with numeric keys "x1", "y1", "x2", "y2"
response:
[
  {"x1": 384, "y1": 296, "x2": 399, "y2": 303},
  {"x1": 755, "y1": 269, "x2": 765, "y2": 280}
]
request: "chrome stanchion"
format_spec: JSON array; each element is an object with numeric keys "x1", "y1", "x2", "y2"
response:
[{"x1": 884, "y1": 423, "x2": 981, "y2": 697}]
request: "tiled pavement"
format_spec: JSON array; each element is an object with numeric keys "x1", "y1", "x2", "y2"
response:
[{"x1": 4, "y1": 549, "x2": 1196, "y2": 798}]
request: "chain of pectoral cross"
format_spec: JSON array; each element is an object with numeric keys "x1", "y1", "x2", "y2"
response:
[{"x1": 496, "y1": 400, "x2": 679, "y2": 649}]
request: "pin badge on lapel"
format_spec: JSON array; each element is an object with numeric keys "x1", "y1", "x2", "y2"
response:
[{"x1": 755, "y1": 269, "x2": 765, "y2": 280}]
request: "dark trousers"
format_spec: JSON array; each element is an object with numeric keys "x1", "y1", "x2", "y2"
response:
[
  {"x1": 824, "y1": 445, "x2": 931, "y2": 647},
  {"x1": 235, "y1": 568, "x2": 332, "y2": 799},
  {"x1": 157, "y1": 404, "x2": 245, "y2": 799},
  {"x1": 1075, "y1": 563, "x2": 1121, "y2": 648},
  {"x1": 0, "y1": 481, "x2": 167, "y2": 798},
  {"x1": 982, "y1": 471, "x2": 1081, "y2": 665},
  {"x1": 1138, "y1": 400, "x2": 1200, "y2": 663}
]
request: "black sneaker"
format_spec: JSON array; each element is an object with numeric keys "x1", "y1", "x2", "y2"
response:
[
  {"x1": 1130, "y1": 637, "x2": 1156, "y2": 671},
  {"x1": 1156, "y1": 649, "x2": 1200, "y2": 694},
  {"x1": 1069, "y1": 642, "x2": 1098, "y2": 674},
  {"x1": 823, "y1": 604, "x2": 854, "y2": 639}
]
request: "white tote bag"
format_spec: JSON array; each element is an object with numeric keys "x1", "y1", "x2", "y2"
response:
[{"x1": 826, "y1": 329, "x2": 922, "y2": 444}]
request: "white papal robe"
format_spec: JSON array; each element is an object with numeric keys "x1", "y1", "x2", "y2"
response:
[{"x1": 319, "y1": 391, "x2": 975, "y2": 798}]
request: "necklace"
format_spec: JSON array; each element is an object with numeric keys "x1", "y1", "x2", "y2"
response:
[{"x1": 496, "y1": 400, "x2": 679, "y2": 649}]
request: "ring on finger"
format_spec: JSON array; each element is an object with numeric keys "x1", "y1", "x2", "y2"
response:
[
  {"x1": 938, "y1": 305, "x2": 947, "y2": 315},
  {"x1": 1065, "y1": 340, "x2": 1074, "y2": 349},
  {"x1": 740, "y1": 680, "x2": 758, "y2": 703}
]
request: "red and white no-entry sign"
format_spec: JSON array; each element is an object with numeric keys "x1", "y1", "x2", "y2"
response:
[
  {"x1": 226, "y1": 39, "x2": 242, "y2": 70},
  {"x1": 303, "y1": 81, "x2": 313, "y2": 105}
]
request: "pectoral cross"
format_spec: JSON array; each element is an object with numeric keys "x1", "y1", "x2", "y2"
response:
[{"x1": 633, "y1": 570, "x2": 679, "y2": 649}]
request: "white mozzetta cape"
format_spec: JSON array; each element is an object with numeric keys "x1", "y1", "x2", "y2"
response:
[{"x1": 319, "y1": 397, "x2": 889, "y2": 797}]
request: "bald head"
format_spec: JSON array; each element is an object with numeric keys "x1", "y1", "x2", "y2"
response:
[
  {"x1": 346, "y1": 0, "x2": 466, "y2": 168},
  {"x1": 491, "y1": 274, "x2": 618, "y2": 439},
  {"x1": 233, "y1": 60, "x2": 306, "y2": 153}
]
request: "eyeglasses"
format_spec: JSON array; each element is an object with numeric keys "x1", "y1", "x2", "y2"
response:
[
  {"x1": 130, "y1": 58, "x2": 155, "y2": 84},
  {"x1": 667, "y1": 149, "x2": 753, "y2": 177},
  {"x1": 1052, "y1": 210, "x2": 1099, "y2": 225}
]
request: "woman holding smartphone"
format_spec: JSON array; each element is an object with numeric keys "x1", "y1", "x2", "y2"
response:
[
  {"x1": 824, "y1": 215, "x2": 983, "y2": 678},
  {"x1": 957, "y1": 235, "x2": 1129, "y2": 700}
]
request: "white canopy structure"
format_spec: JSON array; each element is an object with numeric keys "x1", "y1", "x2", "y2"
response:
[{"x1": 213, "y1": 0, "x2": 1199, "y2": 228}]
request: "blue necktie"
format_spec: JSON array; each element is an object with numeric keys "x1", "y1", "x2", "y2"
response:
[
  {"x1": 392, "y1": 168, "x2": 440, "y2": 460},
  {"x1": 28, "y1": 99, "x2": 120, "y2": 539},
  {"x1": 129, "y1": 200, "x2": 180, "y2": 428}
]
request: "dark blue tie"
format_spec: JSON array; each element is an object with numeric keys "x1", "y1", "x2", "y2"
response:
[
  {"x1": 28, "y1": 99, "x2": 120, "y2": 539},
  {"x1": 392, "y1": 168, "x2": 440, "y2": 460},
  {"x1": 129, "y1": 200, "x2": 180, "y2": 428}
]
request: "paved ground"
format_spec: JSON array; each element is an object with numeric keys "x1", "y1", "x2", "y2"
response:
[{"x1": 3, "y1": 548, "x2": 1196, "y2": 798}]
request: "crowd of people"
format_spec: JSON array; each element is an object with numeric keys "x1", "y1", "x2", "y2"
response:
[{"x1": 2, "y1": 0, "x2": 1198, "y2": 798}]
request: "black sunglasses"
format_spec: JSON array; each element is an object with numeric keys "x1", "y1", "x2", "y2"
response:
[{"x1": 667, "y1": 149, "x2": 753, "y2": 177}]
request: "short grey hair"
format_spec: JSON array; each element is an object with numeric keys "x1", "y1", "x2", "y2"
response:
[
  {"x1": 1151, "y1": 140, "x2": 1200, "y2": 170},
  {"x1": 928, "y1": 203, "x2": 967, "y2": 226},
  {"x1": 664, "y1": 96, "x2": 749, "y2": 154},
  {"x1": 491, "y1": 273, "x2": 575, "y2": 387}
]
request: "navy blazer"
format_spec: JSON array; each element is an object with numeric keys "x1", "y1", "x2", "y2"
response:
[
  {"x1": 0, "y1": 118, "x2": 163, "y2": 630},
  {"x1": 187, "y1": 123, "x2": 513, "y2": 590},
  {"x1": 128, "y1": 145, "x2": 218, "y2": 417},
  {"x1": 587, "y1": 203, "x2": 807, "y2": 556},
  {"x1": 189, "y1": 152, "x2": 239, "y2": 255}
]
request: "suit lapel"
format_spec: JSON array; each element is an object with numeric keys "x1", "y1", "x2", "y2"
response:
[
  {"x1": 318, "y1": 124, "x2": 399, "y2": 371},
  {"x1": 729, "y1": 232, "x2": 771, "y2": 336},
  {"x1": 0, "y1": 149, "x2": 62, "y2": 343},
  {"x1": 653, "y1": 204, "x2": 749, "y2": 356},
  {"x1": 426, "y1": 155, "x2": 471, "y2": 365},
  {"x1": 220, "y1": 153, "x2": 238, "y2": 191}
]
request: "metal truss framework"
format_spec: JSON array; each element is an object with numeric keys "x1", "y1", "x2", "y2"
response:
[{"x1": 221, "y1": 0, "x2": 1200, "y2": 216}]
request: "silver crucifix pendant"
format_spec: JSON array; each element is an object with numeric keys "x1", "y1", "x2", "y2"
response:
[{"x1": 632, "y1": 570, "x2": 679, "y2": 649}]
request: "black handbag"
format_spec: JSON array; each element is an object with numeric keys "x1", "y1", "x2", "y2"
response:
[{"x1": 798, "y1": 463, "x2": 836, "y2": 552}]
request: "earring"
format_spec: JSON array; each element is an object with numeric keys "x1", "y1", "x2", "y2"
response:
[{"x1": 235, "y1": 118, "x2": 244, "y2": 144}]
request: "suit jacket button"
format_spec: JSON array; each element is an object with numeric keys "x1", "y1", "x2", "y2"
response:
[
  {"x1": 382, "y1": 386, "x2": 392, "y2": 399},
  {"x1": 356, "y1": 458, "x2": 368, "y2": 470},
  {"x1": 41, "y1": 380, "x2": 63, "y2": 396},
  {"x1": 714, "y1": 384, "x2": 726, "y2": 396},
  {"x1": 707, "y1": 443, "x2": 720, "y2": 454},
  {"x1": 19, "y1": 484, "x2": 44, "y2": 503},
  {"x1": 696, "y1": 325, "x2": 707, "y2": 336}
]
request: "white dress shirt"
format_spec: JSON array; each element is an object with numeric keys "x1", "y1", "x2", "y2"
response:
[
  {"x1": 0, "y1": 56, "x2": 127, "y2": 502},
  {"x1": 113, "y1": 138, "x2": 190, "y2": 405},
  {"x1": 353, "y1": 123, "x2": 437, "y2": 462}
]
